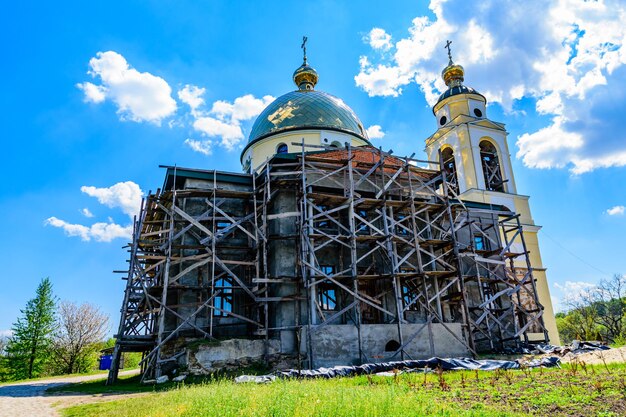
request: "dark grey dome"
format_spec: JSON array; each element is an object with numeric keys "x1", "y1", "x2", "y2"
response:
[
  {"x1": 434, "y1": 85, "x2": 486, "y2": 112},
  {"x1": 248, "y1": 90, "x2": 368, "y2": 143}
]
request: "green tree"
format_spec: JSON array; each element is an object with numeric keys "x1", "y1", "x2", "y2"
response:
[{"x1": 6, "y1": 277, "x2": 57, "y2": 379}]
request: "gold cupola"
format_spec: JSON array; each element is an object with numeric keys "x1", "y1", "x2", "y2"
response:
[
  {"x1": 293, "y1": 36, "x2": 318, "y2": 90},
  {"x1": 441, "y1": 40, "x2": 464, "y2": 87}
]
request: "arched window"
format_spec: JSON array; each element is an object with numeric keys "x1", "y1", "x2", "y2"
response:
[
  {"x1": 213, "y1": 278, "x2": 233, "y2": 317},
  {"x1": 276, "y1": 143, "x2": 288, "y2": 154},
  {"x1": 479, "y1": 140, "x2": 505, "y2": 192},
  {"x1": 440, "y1": 147, "x2": 459, "y2": 195},
  {"x1": 385, "y1": 340, "x2": 401, "y2": 352}
]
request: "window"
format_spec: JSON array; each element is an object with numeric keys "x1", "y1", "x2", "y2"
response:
[
  {"x1": 215, "y1": 221, "x2": 231, "y2": 236},
  {"x1": 440, "y1": 147, "x2": 459, "y2": 194},
  {"x1": 213, "y1": 278, "x2": 233, "y2": 317},
  {"x1": 317, "y1": 266, "x2": 337, "y2": 311},
  {"x1": 473, "y1": 108, "x2": 483, "y2": 118},
  {"x1": 479, "y1": 140, "x2": 505, "y2": 192},
  {"x1": 474, "y1": 235, "x2": 487, "y2": 251},
  {"x1": 356, "y1": 209, "x2": 369, "y2": 235},
  {"x1": 276, "y1": 143, "x2": 288, "y2": 154},
  {"x1": 315, "y1": 205, "x2": 330, "y2": 229},
  {"x1": 402, "y1": 285, "x2": 419, "y2": 311},
  {"x1": 385, "y1": 340, "x2": 401, "y2": 352},
  {"x1": 396, "y1": 214, "x2": 409, "y2": 236},
  {"x1": 439, "y1": 116, "x2": 447, "y2": 126}
]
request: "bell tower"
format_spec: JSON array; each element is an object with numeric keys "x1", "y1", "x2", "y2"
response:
[{"x1": 425, "y1": 41, "x2": 560, "y2": 344}]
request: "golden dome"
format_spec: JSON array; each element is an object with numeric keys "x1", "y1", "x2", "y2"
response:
[
  {"x1": 442, "y1": 62, "x2": 464, "y2": 87},
  {"x1": 293, "y1": 63, "x2": 318, "y2": 90}
]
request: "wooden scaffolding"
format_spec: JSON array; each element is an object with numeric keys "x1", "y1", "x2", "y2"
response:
[{"x1": 107, "y1": 145, "x2": 549, "y2": 384}]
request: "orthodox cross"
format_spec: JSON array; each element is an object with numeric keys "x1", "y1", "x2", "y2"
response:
[
  {"x1": 302, "y1": 36, "x2": 308, "y2": 63},
  {"x1": 445, "y1": 40, "x2": 453, "y2": 62}
]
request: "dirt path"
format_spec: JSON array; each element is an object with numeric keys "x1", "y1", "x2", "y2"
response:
[
  {"x1": 0, "y1": 370, "x2": 139, "y2": 417},
  {"x1": 560, "y1": 345, "x2": 626, "y2": 365}
]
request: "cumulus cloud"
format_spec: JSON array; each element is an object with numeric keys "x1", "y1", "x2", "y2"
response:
[
  {"x1": 178, "y1": 84, "x2": 205, "y2": 117},
  {"x1": 47, "y1": 181, "x2": 143, "y2": 243},
  {"x1": 184, "y1": 138, "x2": 212, "y2": 155},
  {"x1": 45, "y1": 217, "x2": 132, "y2": 242},
  {"x1": 356, "y1": 0, "x2": 626, "y2": 174},
  {"x1": 367, "y1": 28, "x2": 392, "y2": 51},
  {"x1": 553, "y1": 280, "x2": 596, "y2": 306},
  {"x1": 77, "y1": 51, "x2": 177, "y2": 124},
  {"x1": 182, "y1": 91, "x2": 275, "y2": 151},
  {"x1": 606, "y1": 205, "x2": 625, "y2": 216},
  {"x1": 80, "y1": 182, "x2": 143, "y2": 218},
  {"x1": 77, "y1": 82, "x2": 106, "y2": 103},
  {"x1": 81, "y1": 208, "x2": 94, "y2": 218},
  {"x1": 366, "y1": 125, "x2": 385, "y2": 139}
]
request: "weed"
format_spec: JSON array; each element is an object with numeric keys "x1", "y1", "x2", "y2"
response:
[
  {"x1": 594, "y1": 380, "x2": 604, "y2": 394},
  {"x1": 435, "y1": 366, "x2": 449, "y2": 391},
  {"x1": 598, "y1": 352, "x2": 612, "y2": 374}
]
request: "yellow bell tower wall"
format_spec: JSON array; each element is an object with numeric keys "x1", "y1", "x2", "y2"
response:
[{"x1": 425, "y1": 90, "x2": 560, "y2": 345}]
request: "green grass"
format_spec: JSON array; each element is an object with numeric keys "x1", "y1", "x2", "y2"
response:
[{"x1": 58, "y1": 362, "x2": 626, "y2": 417}]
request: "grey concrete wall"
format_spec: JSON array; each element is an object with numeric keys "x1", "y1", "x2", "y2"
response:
[
  {"x1": 305, "y1": 323, "x2": 470, "y2": 368},
  {"x1": 188, "y1": 339, "x2": 281, "y2": 374}
]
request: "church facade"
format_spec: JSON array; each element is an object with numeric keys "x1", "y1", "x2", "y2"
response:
[{"x1": 108, "y1": 44, "x2": 558, "y2": 383}]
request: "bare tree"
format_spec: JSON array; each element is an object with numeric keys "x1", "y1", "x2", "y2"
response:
[
  {"x1": 592, "y1": 274, "x2": 626, "y2": 342},
  {"x1": 52, "y1": 302, "x2": 109, "y2": 374}
]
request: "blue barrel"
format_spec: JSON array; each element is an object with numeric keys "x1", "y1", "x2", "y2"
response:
[{"x1": 99, "y1": 355, "x2": 113, "y2": 370}]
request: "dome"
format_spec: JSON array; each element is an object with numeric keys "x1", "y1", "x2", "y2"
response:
[
  {"x1": 247, "y1": 89, "x2": 369, "y2": 144},
  {"x1": 436, "y1": 85, "x2": 485, "y2": 103}
]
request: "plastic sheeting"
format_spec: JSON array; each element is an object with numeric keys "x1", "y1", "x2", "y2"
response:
[
  {"x1": 533, "y1": 340, "x2": 610, "y2": 355},
  {"x1": 235, "y1": 356, "x2": 560, "y2": 383}
]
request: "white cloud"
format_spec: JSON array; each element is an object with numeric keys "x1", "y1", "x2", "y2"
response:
[
  {"x1": 184, "y1": 138, "x2": 212, "y2": 155},
  {"x1": 76, "y1": 82, "x2": 106, "y2": 103},
  {"x1": 78, "y1": 51, "x2": 177, "y2": 124},
  {"x1": 178, "y1": 84, "x2": 205, "y2": 116},
  {"x1": 190, "y1": 94, "x2": 275, "y2": 150},
  {"x1": 80, "y1": 181, "x2": 143, "y2": 219},
  {"x1": 367, "y1": 28, "x2": 392, "y2": 51},
  {"x1": 606, "y1": 205, "x2": 625, "y2": 216},
  {"x1": 366, "y1": 125, "x2": 385, "y2": 139},
  {"x1": 553, "y1": 280, "x2": 596, "y2": 306},
  {"x1": 81, "y1": 208, "x2": 94, "y2": 218},
  {"x1": 47, "y1": 181, "x2": 143, "y2": 243},
  {"x1": 356, "y1": 0, "x2": 626, "y2": 174},
  {"x1": 0, "y1": 329, "x2": 12, "y2": 338},
  {"x1": 45, "y1": 217, "x2": 132, "y2": 242}
]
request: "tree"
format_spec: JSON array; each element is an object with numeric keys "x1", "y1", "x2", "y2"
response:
[
  {"x1": 5, "y1": 277, "x2": 57, "y2": 379},
  {"x1": 51, "y1": 301, "x2": 109, "y2": 374},
  {"x1": 591, "y1": 274, "x2": 626, "y2": 343}
]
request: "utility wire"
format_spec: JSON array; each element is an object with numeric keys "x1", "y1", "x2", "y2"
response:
[{"x1": 539, "y1": 229, "x2": 612, "y2": 277}]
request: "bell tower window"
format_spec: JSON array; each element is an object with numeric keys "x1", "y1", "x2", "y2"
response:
[
  {"x1": 440, "y1": 147, "x2": 459, "y2": 194},
  {"x1": 479, "y1": 140, "x2": 505, "y2": 192}
]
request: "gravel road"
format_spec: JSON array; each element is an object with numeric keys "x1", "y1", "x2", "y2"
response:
[{"x1": 0, "y1": 370, "x2": 139, "y2": 417}]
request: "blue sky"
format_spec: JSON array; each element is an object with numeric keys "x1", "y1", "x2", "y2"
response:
[{"x1": 2, "y1": 0, "x2": 625, "y2": 335}]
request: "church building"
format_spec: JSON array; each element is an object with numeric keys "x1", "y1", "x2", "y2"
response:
[{"x1": 108, "y1": 41, "x2": 558, "y2": 383}]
